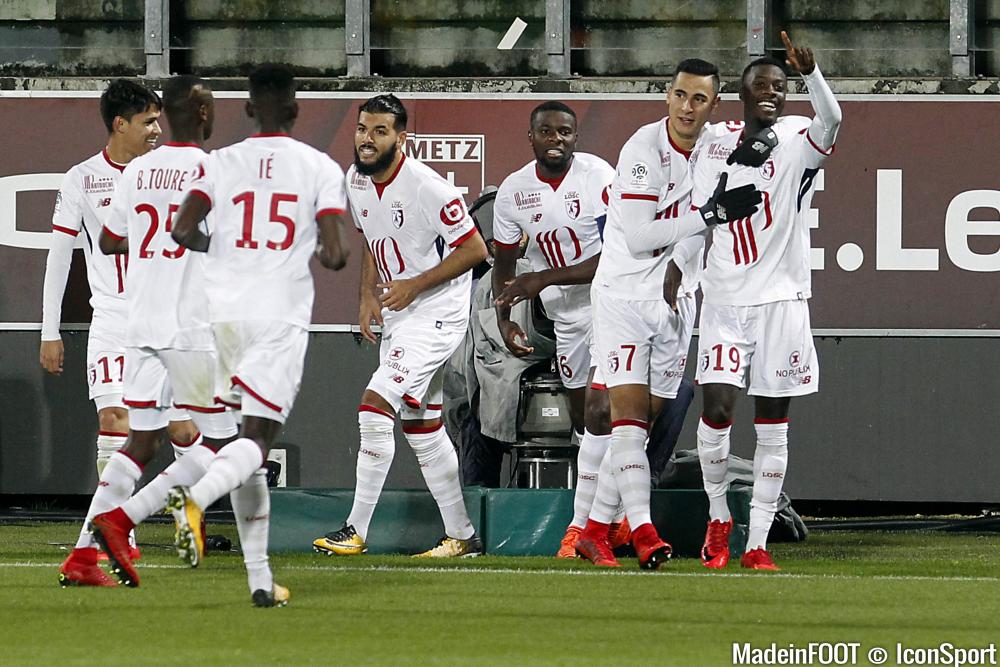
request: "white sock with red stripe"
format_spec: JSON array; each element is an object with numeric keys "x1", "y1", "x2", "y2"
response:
[
  {"x1": 74, "y1": 451, "x2": 142, "y2": 550},
  {"x1": 748, "y1": 420, "x2": 789, "y2": 551},
  {"x1": 171, "y1": 431, "x2": 201, "y2": 460},
  {"x1": 571, "y1": 430, "x2": 611, "y2": 528},
  {"x1": 96, "y1": 431, "x2": 127, "y2": 477},
  {"x1": 588, "y1": 446, "x2": 620, "y2": 524},
  {"x1": 697, "y1": 415, "x2": 733, "y2": 522},
  {"x1": 609, "y1": 420, "x2": 653, "y2": 527},
  {"x1": 189, "y1": 438, "x2": 264, "y2": 511},
  {"x1": 230, "y1": 468, "x2": 273, "y2": 594},
  {"x1": 121, "y1": 441, "x2": 216, "y2": 525},
  {"x1": 347, "y1": 407, "x2": 396, "y2": 541},
  {"x1": 405, "y1": 423, "x2": 474, "y2": 540}
]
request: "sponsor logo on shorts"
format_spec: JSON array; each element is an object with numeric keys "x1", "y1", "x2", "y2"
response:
[
  {"x1": 385, "y1": 360, "x2": 410, "y2": 375},
  {"x1": 679, "y1": 355, "x2": 686, "y2": 370},
  {"x1": 389, "y1": 347, "x2": 405, "y2": 361},
  {"x1": 789, "y1": 351, "x2": 801, "y2": 367},
  {"x1": 607, "y1": 351, "x2": 620, "y2": 373},
  {"x1": 663, "y1": 369, "x2": 684, "y2": 378},
  {"x1": 391, "y1": 374, "x2": 405, "y2": 384}
]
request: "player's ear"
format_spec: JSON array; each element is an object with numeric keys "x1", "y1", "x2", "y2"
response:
[
  {"x1": 244, "y1": 100, "x2": 255, "y2": 119},
  {"x1": 289, "y1": 101, "x2": 299, "y2": 121},
  {"x1": 396, "y1": 129, "x2": 407, "y2": 148}
]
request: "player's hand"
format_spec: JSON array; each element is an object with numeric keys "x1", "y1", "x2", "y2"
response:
[
  {"x1": 781, "y1": 30, "x2": 815, "y2": 75},
  {"x1": 40, "y1": 338, "x2": 65, "y2": 375},
  {"x1": 494, "y1": 273, "x2": 544, "y2": 308},
  {"x1": 727, "y1": 127, "x2": 779, "y2": 167},
  {"x1": 499, "y1": 320, "x2": 534, "y2": 358},
  {"x1": 358, "y1": 294, "x2": 384, "y2": 344},
  {"x1": 663, "y1": 260, "x2": 683, "y2": 312},
  {"x1": 699, "y1": 173, "x2": 762, "y2": 225},
  {"x1": 378, "y1": 278, "x2": 423, "y2": 312}
]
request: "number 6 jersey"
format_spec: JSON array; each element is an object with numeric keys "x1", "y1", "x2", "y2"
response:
[{"x1": 186, "y1": 134, "x2": 347, "y2": 329}]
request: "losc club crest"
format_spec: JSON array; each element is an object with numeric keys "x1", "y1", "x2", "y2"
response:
[
  {"x1": 564, "y1": 197, "x2": 580, "y2": 219},
  {"x1": 607, "y1": 351, "x2": 620, "y2": 374},
  {"x1": 391, "y1": 203, "x2": 404, "y2": 229},
  {"x1": 759, "y1": 159, "x2": 775, "y2": 180}
]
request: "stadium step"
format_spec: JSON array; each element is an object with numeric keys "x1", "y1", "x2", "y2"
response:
[{"x1": 270, "y1": 488, "x2": 750, "y2": 558}]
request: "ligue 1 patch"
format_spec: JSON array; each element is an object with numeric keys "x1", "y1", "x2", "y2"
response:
[{"x1": 629, "y1": 162, "x2": 649, "y2": 186}]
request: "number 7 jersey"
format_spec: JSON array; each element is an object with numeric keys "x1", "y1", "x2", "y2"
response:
[{"x1": 186, "y1": 134, "x2": 347, "y2": 328}]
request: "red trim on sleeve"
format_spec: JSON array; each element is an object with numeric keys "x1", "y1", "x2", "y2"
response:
[
  {"x1": 754, "y1": 417, "x2": 790, "y2": 425},
  {"x1": 316, "y1": 207, "x2": 346, "y2": 219},
  {"x1": 101, "y1": 225, "x2": 125, "y2": 242},
  {"x1": 189, "y1": 189, "x2": 213, "y2": 207},
  {"x1": 358, "y1": 404, "x2": 395, "y2": 420},
  {"x1": 53, "y1": 224, "x2": 80, "y2": 237},
  {"x1": 611, "y1": 419, "x2": 648, "y2": 430},
  {"x1": 805, "y1": 131, "x2": 835, "y2": 156},
  {"x1": 174, "y1": 403, "x2": 227, "y2": 414},
  {"x1": 101, "y1": 148, "x2": 126, "y2": 173},
  {"x1": 98, "y1": 430, "x2": 129, "y2": 438},
  {"x1": 493, "y1": 240, "x2": 520, "y2": 249},
  {"x1": 402, "y1": 422, "x2": 444, "y2": 435},
  {"x1": 373, "y1": 154, "x2": 406, "y2": 200},
  {"x1": 448, "y1": 227, "x2": 477, "y2": 248},
  {"x1": 123, "y1": 399, "x2": 157, "y2": 408},
  {"x1": 231, "y1": 376, "x2": 283, "y2": 414},
  {"x1": 701, "y1": 415, "x2": 733, "y2": 430},
  {"x1": 620, "y1": 193, "x2": 659, "y2": 202}
]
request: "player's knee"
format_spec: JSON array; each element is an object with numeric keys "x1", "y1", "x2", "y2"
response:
[
  {"x1": 97, "y1": 407, "x2": 128, "y2": 434},
  {"x1": 585, "y1": 398, "x2": 611, "y2": 434},
  {"x1": 166, "y1": 419, "x2": 199, "y2": 445}
]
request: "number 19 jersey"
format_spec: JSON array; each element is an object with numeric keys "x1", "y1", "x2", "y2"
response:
[{"x1": 187, "y1": 134, "x2": 347, "y2": 328}]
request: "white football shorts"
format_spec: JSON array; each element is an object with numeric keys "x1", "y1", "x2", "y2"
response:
[
  {"x1": 367, "y1": 315, "x2": 466, "y2": 417},
  {"x1": 552, "y1": 311, "x2": 593, "y2": 390},
  {"x1": 590, "y1": 286, "x2": 695, "y2": 399},
  {"x1": 213, "y1": 320, "x2": 309, "y2": 424},
  {"x1": 695, "y1": 299, "x2": 818, "y2": 397},
  {"x1": 86, "y1": 325, "x2": 126, "y2": 406}
]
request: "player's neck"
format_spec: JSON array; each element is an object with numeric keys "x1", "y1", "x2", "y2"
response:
[
  {"x1": 535, "y1": 156, "x2": 572, "y2": 181},
  {"x1": 666, "y1": 123, "x2": 696, "y2": 153},
  {"x1": 104, "y1": 139, "x2": 135, "y2": 166},
  {"x1": 743, "y1": 117, "x2": 774, "y2": 137},
  {"x1": 371, "y1": 151, "x2": 404, "y2": 184},
  {"x1": 169, "y1": 129, "x2": 203, "y2": 146}
]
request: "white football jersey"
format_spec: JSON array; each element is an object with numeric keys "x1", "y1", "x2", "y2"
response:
[
  {"x1": 346, "y1": 154, "x2": 477, "y2": 326},
  {"x1": 690, "y1": 116, "x2": 832, "y2": 306},
  {"x1": 493, "y1": 152, "x2": 614, "y2": 324},
  {"x1": 104, "y1": 142, "x2": 212, "y2": 350},
  {"x1": 187, "y1": 134, "x2": 347, "y2": 328},
  {"x1": 595, "y1": 118, "x2": 722, "y2": 300},
  {"x1": 47, "y1": 150, "x2": 129, "y2": 332}
]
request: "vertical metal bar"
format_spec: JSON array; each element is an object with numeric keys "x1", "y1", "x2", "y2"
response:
[
  {"x1": 950, "y1": 0, "x2": 973, "y2": 77},
  {"x1": 346, "y1": 0, "x2": 370, "y2": 77},
  {"x1": 747, "y1": 0, "x2": 769, "y2": 56},
  {"x1": 546, "y1": 0, "x2": 570, "y2": 77},
  {"x1": 144, "y1": 0, "x2": 169, "y2": 78}
]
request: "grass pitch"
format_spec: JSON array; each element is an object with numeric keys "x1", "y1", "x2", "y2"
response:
[{"x1": 2, "y1": 522, "x2": 998, "y2": 666}]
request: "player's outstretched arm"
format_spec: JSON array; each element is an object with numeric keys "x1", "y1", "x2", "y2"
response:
[
  {"x1": 358, "y1": 242, "x2": 383, "y2": 344},
  {"x1": 782, "y1": 30, "x2": 841, "y2": 151},
  {"x1": 315, "y1": 212, "x2": 350, "y2": 270},
  {"x1": 379, "y1": 232, "x2": 488, "y2": 312},
  {"x1": 171, "y1": 191, "x2": 212, "y2": 252},
  {"x1": 492, "y1": 241, "x2": 533, "y2": 357}
]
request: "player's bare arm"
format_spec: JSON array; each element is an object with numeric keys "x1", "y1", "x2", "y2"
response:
[
  {"x1": 98, "y1": 228, "x2": 128, "y2": 255},
  {"x1": 170, "y1": 191, "x2": 212, "y2": 252},
  {"x1": 315, "y1": 211, "x2": 350, "y2": 270},
  {"x1": 491, "y1": 241, "x2": 533, "y2": 357},
  {"x1": 379, "y1": 231, "x2": 488, "y2": 312},
  {"x1": 495, "y1": 252, "x2": 601, "y2": 308},
  {"x1": 358, "y1": 242, "x2": 383, "y2": 344}
]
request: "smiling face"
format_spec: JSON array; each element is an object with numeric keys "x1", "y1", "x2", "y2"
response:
[
  {"x1": 116, "y1": 105, "x2": 162, "y2": 159},
  {"x1": 741, "y1": 63, "x2": 787, "y2": 126},
  {"x1": 529, "y1": 110, "x2": 577, "y2": 174},
  {"x1": 666, "y1": 71, "x2": 719, "y2": 145}
]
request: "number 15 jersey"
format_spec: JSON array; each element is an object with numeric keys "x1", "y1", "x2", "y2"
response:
[{"x1": 187, "y1": 134, "x2": 347, "y2": 328}]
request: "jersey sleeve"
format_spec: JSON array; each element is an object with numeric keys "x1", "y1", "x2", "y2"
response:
[
  {"x1": 184, "y1": 153, "x2": 216, "y2": 208},
  {"x1": 315, "y1": 155, "x2": 347, "y2": 218},
  {"x1": 421, "y1": 177, "x2": 477, "y2": 248},
  {"x1": 491, "y1": 179, "x2": 523, "y2": 248},
  {"x1": 588, "y1": 159, "x2": 616, "y2": 219},
  {"x1": 103, "y1": 169, "x2": 132, "y2": 240},
  {"x1": 50, "y1": 168, "x2": 84, "y2": 238},
  {"x1": 612, "y1": 137, "x2": 665, "y2": 203},
  {"x1": 41, "y1": 169, "x2": 83, "y2": 340}
]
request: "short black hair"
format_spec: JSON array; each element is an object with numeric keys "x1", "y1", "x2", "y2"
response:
[
  {"x1": 100, "y1": 79, "x2": 161, "y2": 133},
  {"x1": 530, "y1": 100, "x2": 577, "y2": 126},
  {"x1": 248, "y1": 63, "x2": 296, "y2": 103},
  {"x1": 742, "y1": 56, "x2": 788, "y2": 84},
  {"x1": 162, "y1": 75, "x2": 208, "y2": 116},
  {"x1": 358, "y1": 94, "x2": 408, "y2": 131},
  {"x1": 673, "y1": 58, "x2": 721, "y2": 94}
]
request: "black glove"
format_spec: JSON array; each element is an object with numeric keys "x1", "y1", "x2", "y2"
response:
[
  {"x1": 727, "y1": 127, "x2": 778, "y2": 167},
  {"x1": 699, "y1": 173, "x2": 762, "y2": 225}
]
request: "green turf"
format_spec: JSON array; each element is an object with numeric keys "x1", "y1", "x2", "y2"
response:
[{"x1": 2, "y1": 522, "x2": 999, "y2": 666}]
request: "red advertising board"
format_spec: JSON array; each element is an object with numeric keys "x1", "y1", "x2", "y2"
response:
[{"x1": 1, "y1": 93, "x2": 998, "y2": 331}]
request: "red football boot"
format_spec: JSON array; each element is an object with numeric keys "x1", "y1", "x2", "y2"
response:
[
  {"x1": 631, "y1": 522, "x2": 672, "y2": 570},
  {"x1": 741, "y1": 548, "x2": 781, "y2": 571},
  {"x1": 58, "y1": 548, "x2": 117, "y2": 587},
  {"x1": 700, "y1": 519, "x2": 733, "y2": 569},
  {"x1": 574, "y1": 520, "x2": 621, "y2": 567},
  {"x1": 91, "y1": 508, "x2": 140, "y2": 587},
  {"x1": 556, "y1": 525, "x2": 582, "y2": 559},
  {"x1": 608, "y1": 518, "x2": 632, "y2": 550}
]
